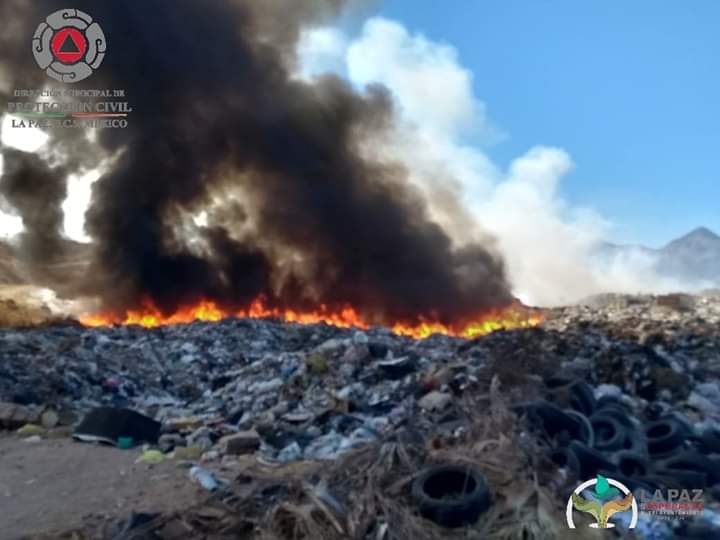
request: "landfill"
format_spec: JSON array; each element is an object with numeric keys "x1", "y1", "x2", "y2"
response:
[{"x1": 1, "y1": 291, "x2": 719, "y2": 539}]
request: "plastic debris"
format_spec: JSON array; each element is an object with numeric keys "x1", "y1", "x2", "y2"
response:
[
  {"x1": 16, "y1": 424, "x2": 46, "y2": 437},
  {"x1": 173, "y1": 447, "x2": 205, "y2": 461},
  {"x1": 189, "y1": 466, "x2": 221, "y2": 491},
  {"x1": 135, "y1": 449, "x2": 166, "y2": 464},
  {"x1": 117, "y1": 437, "x2": 134, "y2": 449}
]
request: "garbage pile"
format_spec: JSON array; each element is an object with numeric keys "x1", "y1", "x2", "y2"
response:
[{"x1": 1, "y1": 292, "x2": 720, "y2": 539}]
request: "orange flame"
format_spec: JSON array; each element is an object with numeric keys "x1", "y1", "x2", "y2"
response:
[{"x1": 79, "y1": 297, "x2": 543, "y2": 339}]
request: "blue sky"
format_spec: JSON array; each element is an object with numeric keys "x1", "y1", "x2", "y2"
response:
[{"x1": 367, "y1": 0, "x2": 720, "y2": 247}]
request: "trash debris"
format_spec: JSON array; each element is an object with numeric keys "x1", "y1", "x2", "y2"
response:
[
  {"x1": 0, "y1": 402, "x2": 39, "y2": 430},
  {"x1": 117, "y1": 437, "x2": 134, "y2": 449},
  {"x1": 173, "y1": 446, "x2": 205, "y2": 461},
  {"x1": 164, "y1": 416, "x2": 203, "y2": 431},
  {"x1": 16, "y1": 423, "x2": 46, "y2": 437},
  {"x1": 2, "y1": 292, "x2": 720, "y2": 538},
  {"x1": 220, "y1": 429, "x2": 261, "y2": 455},
  {"x1": 304, "y1": 479, "x2": 348, "y2": 534},
  {"x1": 136, "y1": 449, "x2": 166, "y2": 464},
  {"x1": 73, "y1": 407, "x2": 161, "y2": 446},
  {"x1": 305, "y1": 351, "x2": 329, "y2": 373},
  {"x1": 277, "y1": 441, "x2": 302, "y2": 462},
  {"x1": 40, "y1": 408, "x2": 59, "y2": 429},
  {"x1": 418, "y1": 391, "x2": 452, "y2": 412},
  {"x1": 377, "y1": 356, "x2": 416, "y2": 379},
  {"x1": 107, "y1": 511, "x2": 162, "y2": 540},
  {"x1": 158, "y1": 433, "x2": 186, "y2": 453},
  {"x1": 189, "y1": 466, "x2": 222, "y2": 491}
]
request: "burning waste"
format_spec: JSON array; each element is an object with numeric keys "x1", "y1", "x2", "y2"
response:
[
  {"x1": 2, "y1": 292, "x2": 720, "y2": 539},
  {"x1": 79, "y1": 297, "x2": 544, "y2": 339},
  {"x1": 2, "y1": 0, "x2": 518, "y2": 335},
  {"x1": 2, "y1": 2, "x2": 719, "y2": 540}
]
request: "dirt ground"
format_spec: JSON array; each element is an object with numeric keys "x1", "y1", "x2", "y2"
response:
[{"x1": 0, "y1": 435, "x2": 203, "y2": 540}]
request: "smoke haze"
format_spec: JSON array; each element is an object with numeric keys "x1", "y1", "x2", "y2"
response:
[{"x1": 299, "y1": 17, "x2": 706, "y2": 306}]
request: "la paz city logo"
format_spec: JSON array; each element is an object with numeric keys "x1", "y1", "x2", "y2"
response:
[
  {"x1": 567, "y1": 474, "x2": 639, "y2": 529},
  {"x1": 32, "y1": 8, "x2": 106, "y2": 83}
]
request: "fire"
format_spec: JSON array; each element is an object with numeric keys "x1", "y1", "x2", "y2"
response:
[{"x1": 79, "y1": 297, "x2": 543, "y2": 339}]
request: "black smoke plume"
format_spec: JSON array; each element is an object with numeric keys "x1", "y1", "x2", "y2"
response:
[{"x1": 0, "y1": 0, "x2": 512, "y2": 325}]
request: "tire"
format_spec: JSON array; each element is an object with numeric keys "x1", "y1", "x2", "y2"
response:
[
  {"x1": 613, "y1": 450, "x2": 653, "y2": 477},
  {"x1": 590, "y1": 414, "x2": 627, "y2": 452},
  {"x1": 657, "y1": 451, "x2": 720, "y2": 485},
  {"x1": 568, "y1": 441, "x2": 617, "y2": 479},
  {"x1": 411, "y1": 464, "x2": 491, "y2": 528},
  {"x1": 594, "y1": 404, "x2": 634, "y2": 427},
  {"x1": 594, "y1": 405, "x2": 648, "y2": 454},
  {"x1": 645, "y1": 470, "x2": 708, "y2": 490},
  {"x1": 549, "y1": 447, "x2": 582, "y2": 478},
  {"x1": 564, "y1": 410, "x2": 595, "y2": 447},
  {"x1": 596, "y1": 395, "x2": 623, "y2": 410},
  {"x1": 518, "y1": 401, "x2": 584, "y2": 443},
  {"x1": 544, "y1": 376, "x2": 597, "y2": 416},
  {"x1": 699, "y1": 426, "x2": 720, "y2": 453},
  {"x1": 645, "y1": 418, "x2": 688, "y2": 455},
  {"x1": 620, "y1": 427, "x2": 649, "y2": 455},
  {"x1": 675, "y1": 521, "x2": 720, "y2": 539}
]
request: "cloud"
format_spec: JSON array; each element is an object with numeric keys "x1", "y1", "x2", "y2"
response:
[
  {"x1": 62, "y1": 168, "x2": 102, "y2": 243},
  {"x1": 297, "y1": 27, "x2": 348, "y2": 80},
  {"x1": 299, "y1": 16, "x2": 701, "y2": 305}
]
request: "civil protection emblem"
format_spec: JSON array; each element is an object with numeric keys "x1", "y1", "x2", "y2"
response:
[{"x1": 32, "y1": 8, "x2": 106, "y2": 83}]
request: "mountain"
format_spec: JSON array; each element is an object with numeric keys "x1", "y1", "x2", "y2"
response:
[
  {"x1": 598, "y1": 227, "x2": 720, "y2": 286},
  {"x1": 657, "y1": 227, "x2": 720, "y2": 283}
]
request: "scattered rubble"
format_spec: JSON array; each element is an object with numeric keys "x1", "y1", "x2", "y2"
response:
[
  {"x1": 0, "y1": 292, "x2": 719, "y2": 538},
  {"x1": 220, "y1": 429, "x2": 261, "y2": 455}
]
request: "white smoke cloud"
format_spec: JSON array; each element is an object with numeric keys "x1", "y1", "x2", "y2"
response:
[
  {"x1": 1, "y1": 114, "x2": 49, "y2": 153},
  {"x1": 299, "y1": 17, "x2": 699, "y2": 306},
  {"x1": 62, "y1": 167, "x2": 101, "y2": 243}
]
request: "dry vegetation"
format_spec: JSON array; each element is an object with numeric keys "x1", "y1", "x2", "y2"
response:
[{"x1": 30, "y1": 378, "x2": 601, "y2": 540}]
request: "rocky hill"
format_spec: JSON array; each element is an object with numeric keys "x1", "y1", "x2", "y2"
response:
[
  {"x1": 658, "y1": 227, "x2": 720, "y2": 283},
  {"x1": 599, "y1": 227, "x2": 720, "y2": 286}
]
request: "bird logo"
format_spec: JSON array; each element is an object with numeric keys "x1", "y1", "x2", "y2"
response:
[{"x1": 566, "y1": 475, "x2": 638, "y2": 528}]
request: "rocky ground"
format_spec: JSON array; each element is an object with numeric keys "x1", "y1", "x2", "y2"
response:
[{"x1": 1, "y1": 292, "x2": 720, "y2": 539}]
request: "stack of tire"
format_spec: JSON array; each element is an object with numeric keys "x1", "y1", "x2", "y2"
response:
[{"x1": 519, "y1": 376, "x2": 720, "y2": 494}]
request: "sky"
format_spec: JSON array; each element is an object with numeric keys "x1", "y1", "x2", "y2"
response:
[{"x1": 365, "y1": 0, "x2": 720, "y2": 247}]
